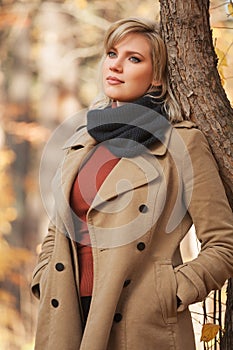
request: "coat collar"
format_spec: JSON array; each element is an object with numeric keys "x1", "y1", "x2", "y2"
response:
[
  {"x1": 54, "y1": 140, "x2": 161, "y2": 211},
  {"x1": 150, "y1": 120, "x2": 196, "y2": 155},
  {"x1": 62, "y1": 120, "x2": 196, "y2": 156}
]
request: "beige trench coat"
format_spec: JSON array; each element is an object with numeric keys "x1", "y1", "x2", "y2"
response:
[{"x1": 32, "y1": 120, "x2": 233, "y2": 350}]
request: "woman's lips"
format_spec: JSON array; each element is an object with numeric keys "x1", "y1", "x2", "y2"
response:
[{"x1": 106, "y1": 76, "x2": 124, "y2": 85}]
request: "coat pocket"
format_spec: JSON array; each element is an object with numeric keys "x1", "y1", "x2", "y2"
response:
[{"x1": 154, "y1": 260, "x2": 177, "y2": 324}]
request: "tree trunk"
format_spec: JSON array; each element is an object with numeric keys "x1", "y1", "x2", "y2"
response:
[
  {"x1": 222, "y1": 279, "x2": 233, "y2": 349},
  {"x1": 159, "y1": 0, "x2": 233, "y2": 348},
  {"x1": 160, "y1": 0, "x2": 233, "y2": 207}
]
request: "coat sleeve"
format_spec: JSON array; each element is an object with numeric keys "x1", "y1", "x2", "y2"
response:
[
  {"x1": 31, "y1": 221, "x2": 56, "y2": 299},
  {"x1": 174, "y1": 128, "x2": 233, "y2": 311}
]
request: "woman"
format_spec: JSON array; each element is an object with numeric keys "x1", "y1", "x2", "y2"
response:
[{"x1": 32, "y1": 18, "x2": 233, "y2": 350}]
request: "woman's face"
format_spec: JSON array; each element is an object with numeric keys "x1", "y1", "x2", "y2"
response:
[{"x1": 102, "y1": 33, "x2": 156, "y2": 103}]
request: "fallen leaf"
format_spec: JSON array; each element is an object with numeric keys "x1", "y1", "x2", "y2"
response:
[{"x1": 200, "y1": 323, "x2": 220, "y2": 342}]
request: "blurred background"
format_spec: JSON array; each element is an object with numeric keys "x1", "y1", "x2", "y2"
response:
[{"x1": 0, "y1": 0, "x2": 232, "y2": 349}]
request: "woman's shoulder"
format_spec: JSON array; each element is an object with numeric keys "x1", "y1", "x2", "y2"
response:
[
  {"x1": 173, "y1": 120, "x2": 206, "y2": 141},
  {"x1": 172, "y1": 120, "x2": 211, "y2": 154}
]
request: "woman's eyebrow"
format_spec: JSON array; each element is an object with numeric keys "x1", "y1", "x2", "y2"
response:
[
  {"x1": 110, "y1": 47, "x2": 145, "y2": 58},
  {"x1": 126, "y1": 50, "x2": 145, "y2": 58}
]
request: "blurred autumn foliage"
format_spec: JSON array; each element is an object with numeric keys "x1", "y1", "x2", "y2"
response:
[{"x1": 0, "y1": 0, "x2": 232, "y2": 349}]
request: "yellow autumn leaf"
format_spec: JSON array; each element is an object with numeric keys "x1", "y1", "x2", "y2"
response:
[
  {"x1": 200, "y1": 323, "x2": 220, "y2": 342},
  {"x1": 228, "y1": 2, "x2": 233, "y2": 17},
  {"x1": 217, "y1": 66, "x2": 226, "y2": 86},
  {"x1": 215, "y1": 47, "x2": 228, "y2": 67}
]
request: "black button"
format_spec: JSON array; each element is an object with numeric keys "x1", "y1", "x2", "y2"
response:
[
  {"x1": 114, "y1": 313, "x2": 122, "y2": 323},
  {"x1": 55, "y1": 263, "x2": 64, "y2": 271},
  {"x1": 123, "y1": 279, "x2": 131, "y2": 287},
  {"x1": 139, "y1": 204, "x2": 148, "y2": 213},
  {"x1": 137, "y1": 242, "x2": 145, "y2": 251},
  {"x1": 51, "y1": 299, "x2": 59, "y2": 308}
]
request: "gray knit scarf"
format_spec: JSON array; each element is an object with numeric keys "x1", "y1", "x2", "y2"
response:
[{"x1": 87, "y1": 93, "x2": 170, "y2": 158}]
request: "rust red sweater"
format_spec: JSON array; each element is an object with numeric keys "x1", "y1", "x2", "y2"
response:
[{"x1": 70, "y1": 144, "x2": 120, "y2": 296}]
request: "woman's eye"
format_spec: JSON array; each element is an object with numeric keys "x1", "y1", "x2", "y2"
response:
[
  {"x1": 107, "y1": 51, "x2": 117, "y2": 58},
  {"x1": 129, "y1": 56, "x2": 141, "y2": 63}
]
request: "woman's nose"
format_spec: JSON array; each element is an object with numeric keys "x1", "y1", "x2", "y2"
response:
[{"x1": 109, "y1": 59, "x2": 123, "y2": 72}]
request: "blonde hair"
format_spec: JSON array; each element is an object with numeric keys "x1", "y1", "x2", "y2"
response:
[{"x1": 91, "y1": 17, "x2": 183, "y2": 123}]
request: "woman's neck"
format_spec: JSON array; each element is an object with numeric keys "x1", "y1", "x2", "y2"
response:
[{"x1": 114, "y1": 101, "x2": 126, "y2": 107}]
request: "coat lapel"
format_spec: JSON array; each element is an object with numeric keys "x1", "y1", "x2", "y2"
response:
[
  {"x1": 91, "y1": 153, "x2": 160, "y2": 208},
  {"x1": 52, "y1": 144, "x2": 94, "y2": 238}
]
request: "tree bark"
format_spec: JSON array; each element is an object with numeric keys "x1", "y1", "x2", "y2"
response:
[
  {"x1": 222, "y1": 279, "x2": 233, "y2": 349},
  {"x1": 159, "y1": 0, "x2": 233, "y2": 348},
  {"x1": 160, "y1": 0, "x2": 233, "y2": 208}
]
